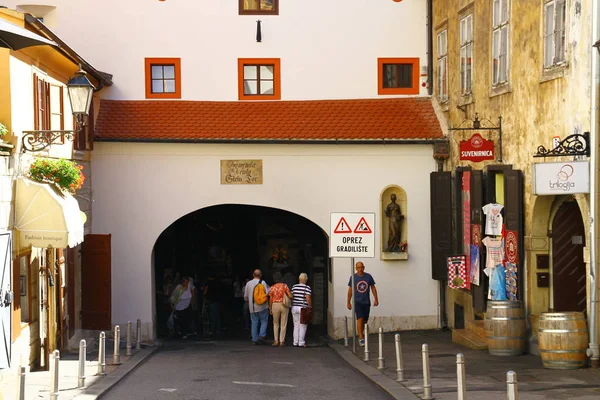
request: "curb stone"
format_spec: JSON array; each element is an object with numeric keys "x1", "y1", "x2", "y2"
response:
[{"x1": 329, "y1": 341, "x2": 419, "y2": 400}]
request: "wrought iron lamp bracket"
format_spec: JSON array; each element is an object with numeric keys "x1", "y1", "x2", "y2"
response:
[
  {"x1": 533, "y1": 132, "x2": 590, "y2": 158},
  {"x1": 448, "y1": 113, "x2": 503, "y2": 162}
]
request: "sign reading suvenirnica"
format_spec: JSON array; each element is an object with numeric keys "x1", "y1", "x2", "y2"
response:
[{"x1": 220, "y1": 160, "x2": 263, "y2": 184}]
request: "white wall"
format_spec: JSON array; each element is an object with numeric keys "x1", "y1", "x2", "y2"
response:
[
  {"x1": 91, "y1": 142, "x2": 440, "y2": 338},
  {"x1": 5, "y1": 0, "x2": 429, "y2": 101}
]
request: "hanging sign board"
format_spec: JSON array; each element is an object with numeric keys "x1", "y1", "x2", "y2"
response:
[
  {"x1": 533, "y1": 161, "x2": 590, "y2": 195},
  {"x1": 329, "y1": 212, "x2": 375, "y2": 258},
  {"x1": 459, "y1": 133, "x2": 495, "y2": 162}
]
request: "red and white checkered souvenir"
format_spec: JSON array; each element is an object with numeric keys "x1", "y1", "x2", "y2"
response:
[{"x1": 448, "y1": 255, "x2": 468, "y2": 289}]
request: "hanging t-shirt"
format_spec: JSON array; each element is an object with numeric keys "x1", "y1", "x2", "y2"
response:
[
  {"x1": 482, "y1": 236, "x2": 504, "y2": 270},
  {"x1": 482, "y1": 203, "x2": 504, "y2": 236}
]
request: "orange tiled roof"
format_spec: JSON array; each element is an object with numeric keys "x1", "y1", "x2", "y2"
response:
[{"x1": 95, "y1": 98, "x2": 443, "y2": 142}]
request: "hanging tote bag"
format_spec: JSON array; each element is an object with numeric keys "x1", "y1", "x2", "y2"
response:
[
  {"x1": 282, "y1": 291, "x2": 292, "y2": 308},
  {"x1": 299, "y1": 285, "x2": 312, "y2": 324}
]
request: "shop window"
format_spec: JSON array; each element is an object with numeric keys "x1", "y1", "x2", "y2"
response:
[
  {"x1": 238, "y1": 58, "x2": 281, "y2": 100},
  {"x1": 145, "y1": 58, "x2": 182, "y2": 99},
  {"x1": 377, "y1": 58, "x2": 420, "y2": 95},
  {"x1": 12, "y1": 252, "x2": 35, "y2": 339},
  {"x1": 380, "y1": 185, "x2": 408, "y2": 260},
  {"x1": 239, "y1": 0, "x2": 278, "y2": 15}
]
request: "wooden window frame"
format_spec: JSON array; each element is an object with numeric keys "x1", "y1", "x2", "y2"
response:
[
  {"x1": 460, "y1": 14, "x2": 474, "y2": 95},
  {"x1": 33, "y1": 74, "x2": 50, "y2": 130},
  {"x1": 145, "y1": 58, "x2": 182, "y2": 99},
  {"x1": 238, "y1": 0, "x2": 279, "y2": 15},
  {"x1": 74, "y1": 99, "x2": 94, "y2": 152},
  {"x1": 543, "y1": 0, "x2": 567, "y2": 69},
  {"x1": 377, "y1": 57, "x2": 420, "y2": 95},
  {"x1": 491, "y1": 0, "x2": 510, "y2": 86},
  {"x1": 437, "y1": 30, "x2": 448, "y2": 102},
  {"x1": 237, "y1": 58, "x2": 281, "y2": 100}
]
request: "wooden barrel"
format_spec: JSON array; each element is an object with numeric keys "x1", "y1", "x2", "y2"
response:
[
  {"x1": 538, "y1": 312, "x2": 588, "y2": 369},
  {"x1": 485, "y1": 300, "x2": 526, "y2": 356}
]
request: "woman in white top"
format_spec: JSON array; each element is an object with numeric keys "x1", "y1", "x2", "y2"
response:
[
  {"x1": 291, "y1": 273, "x2": 312, "y2": 347},
  {"x1": 170, "y1": 277, "x2": 195, "y2": 339}
]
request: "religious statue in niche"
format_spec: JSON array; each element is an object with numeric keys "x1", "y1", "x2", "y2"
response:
[{"x1": 384, "y1": 193, "x2": 406, "y2": 252}]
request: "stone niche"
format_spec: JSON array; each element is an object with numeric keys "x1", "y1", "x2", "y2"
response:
[{"x1": 380, "y1": 185, "x2": 408, "y2": 260}]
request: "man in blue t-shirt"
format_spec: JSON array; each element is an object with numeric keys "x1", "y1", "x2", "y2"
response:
[{"x1": 347, "y1": 261, "x2": 379, "y2": 346}]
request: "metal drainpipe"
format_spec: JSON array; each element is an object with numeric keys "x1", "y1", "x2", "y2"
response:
[
  {"x1": 588, "y1": 0, "x2": 600, "y2": 368},
  {"x1": 427, "y1": 0, "x2": 433, "y2": 96}
]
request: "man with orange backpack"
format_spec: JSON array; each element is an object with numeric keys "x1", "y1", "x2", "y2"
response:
[{"x1": 243, "y1": 269, "x2": 270, "y2": 344}]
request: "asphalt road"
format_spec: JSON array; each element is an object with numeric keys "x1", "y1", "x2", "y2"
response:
[{"x1": 101, "y1": 339, "x2": 394, "y2": 400}]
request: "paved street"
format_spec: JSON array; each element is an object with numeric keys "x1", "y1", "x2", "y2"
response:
[{"x1": 101, "y1": 339, "x2": 394, "y2": 400}]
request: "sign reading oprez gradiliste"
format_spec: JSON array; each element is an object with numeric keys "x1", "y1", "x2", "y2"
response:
[
  {"x1": 533, "y1": 161, "x2": 590, "y2": 195},
  {"x1": 329, "y1": 212, "x2": 375, "y2": 258}
]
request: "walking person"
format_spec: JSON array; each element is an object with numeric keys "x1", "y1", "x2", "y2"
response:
[
  {"x1": 347, "y1": 261, "x2": 379, "y2": 346},
  {"x1": 269, "y1": 277, "x2": 292, "y2": 347},
  {"x1": 170, "y1": 277, "x2": 195, "y2": 339},
  {"x1": 291, "y1": 273, "x2": 312, "y2": 347},
  {"x1": 204, "y1": 275, "x2": 222, "y2": 339},
  {"x1": 244, "y1": 269, "x2": 270, "y2": 345}
]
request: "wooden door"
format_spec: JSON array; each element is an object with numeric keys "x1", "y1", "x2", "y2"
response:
[
  {"x1": 0, "y1": 233, "x2": 12, "y2": 369},
  {"x1": 81, "y1": 234, "x2": 112, "y2": 330},
  {"x1": 430, "y1": 172, "x2": 453, "y2": 280},
  {"x1": 552, "y1": 200, "x2": 586, "y2": 312},
  {"x1": 470, "y1": 171, "x2": 485, "y2": 312},
  {"x1": 67, "y1": 248, "x2": 75, "y2": 338}
]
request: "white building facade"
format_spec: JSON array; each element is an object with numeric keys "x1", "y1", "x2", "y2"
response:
[{"x1": 3, "y1": 0, "x2": 446, "y2": 340}]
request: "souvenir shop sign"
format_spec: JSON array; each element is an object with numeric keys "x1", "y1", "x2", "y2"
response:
[
  {"x1": 459, "y1": 134, "x2": 495, "y2": 162},
  {"x1": 533, "y1": 161, "x2": 589, "y2": 195},
  {"x1": 330, "y1": 212, "x2": 375, "y2": 258}
]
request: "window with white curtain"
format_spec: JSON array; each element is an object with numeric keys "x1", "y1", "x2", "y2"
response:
[
  {"x1": 544, "y1": 0, "x2": 567, "y2": 68},
  {"x1": 437, "y1": 30, "x2": 448, "y2": 102},
  {"x1": 460, "y1": 14, "x2": 473, "y2": 95},
  {"x1": 492, "y1": 0, "x2": 510, "y2": 85}
]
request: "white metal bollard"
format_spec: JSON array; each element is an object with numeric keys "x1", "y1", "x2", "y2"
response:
[
  {"x1": 457, "y1": 353, "x2": 466, "y2": 400},
  {"x1": 377, "y1": 327, "x2": 386, "y2": 370},
  {"x1": 18, "y1": 365, "x2": 26, "y2": 400},
  {"x1": 113, "y1": 325, "x2": 121, "y2": 365},
  {"x1": 126, "y1": 321, "x2": 133, "y2": 356},
  {"x1": 98, "y1": 331, "x2": 106, "y2": 375},
  {"x1": 422, "y1": 344, "x2": 434, "y2": 400},
  {"x1": 507, "y1": 371, "x2": 519, "y2": 400},
  {"x1": 50, "y1": 349, "x2": 60, "y2": 400},
  {"x1": 78, "y1": 340, "x2": 86, "y2": 388},
  {"x1": 344, "y1": 316, "x2": 349, "y2": 347},
  {"x1": 395, "y1": 334, "x2": 406, "y2": 382},
  {"x1": 136, "y1": 318, "x2": 142, "y2": 350},
  {"x1": 364, "y1": 323, "x2": 371, "y2": 361}
]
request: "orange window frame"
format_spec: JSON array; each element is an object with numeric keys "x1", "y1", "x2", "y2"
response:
[
  {"x1": 145, "y1": 58, "x2": 182, "y2": 99},
  {"x1": 238, "y1": 58, "x2": 281, "y2": 100},
  {"x1": 377, "y1": 57, "x2": 420, "y2": 95}
]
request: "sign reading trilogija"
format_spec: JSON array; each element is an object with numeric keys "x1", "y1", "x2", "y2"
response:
[{"x1": 533, "y1": 161, "x2": 590, "y2": 195}]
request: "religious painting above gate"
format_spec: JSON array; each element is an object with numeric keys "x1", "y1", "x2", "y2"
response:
[
  {"x1": 220, "y1": 160, "x2": 263, "y2": 185},
  {"x1": 459, "y1": 134, "x2": 495, "y2": 162}
]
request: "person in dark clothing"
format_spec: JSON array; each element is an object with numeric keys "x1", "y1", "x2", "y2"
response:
[{"x1": 204, "y1": 275, "x2": 221, "y2": 338}]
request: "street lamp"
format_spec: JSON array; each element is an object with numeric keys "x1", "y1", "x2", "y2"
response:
[
  {"x1": 22, "y1": 66, "x2": 96, "y2": 152},
  {"x1": 67, "y1": 67, "x2": 95, "y2": 129}
]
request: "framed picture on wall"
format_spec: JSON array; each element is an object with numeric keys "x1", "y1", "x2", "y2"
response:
[{"x1": 20, "y1": 275, "x2": 26, "y2": 296}]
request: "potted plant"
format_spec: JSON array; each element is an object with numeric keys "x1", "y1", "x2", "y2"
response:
[{"x1": 27, "y1": 158, "x2": 85, "y2": 195}]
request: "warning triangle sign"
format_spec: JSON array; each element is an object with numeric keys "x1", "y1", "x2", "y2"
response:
[
  {"x1": 334, "y1": 217, "x2": 353, "y2": 234},
  {"x1": 353, "y1": 217, "x2": 372, "y2": 234}
]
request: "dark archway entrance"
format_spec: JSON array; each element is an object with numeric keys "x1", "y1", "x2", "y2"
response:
[
  {"x1": 551, "y1": 200, "x2": 586, "y2": 312},
  {"x1": 153, "y1": 204, "x2": 329, "y2": 340}
]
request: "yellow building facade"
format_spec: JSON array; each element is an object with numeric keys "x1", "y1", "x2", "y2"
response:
[{"x1": 432, "y1": 0, "x2": 599, "y2": 364}]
